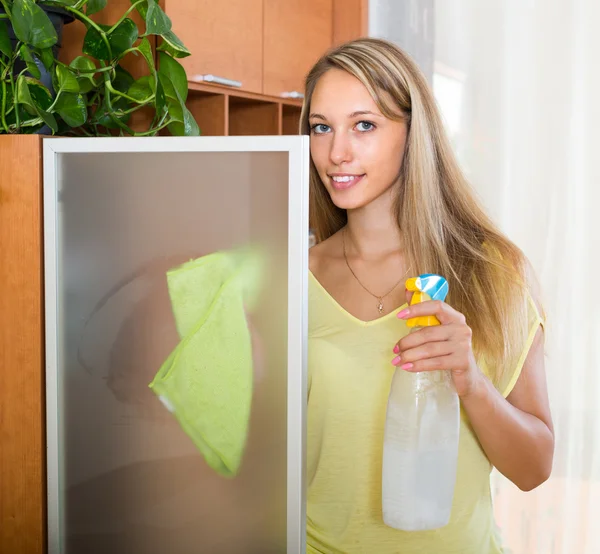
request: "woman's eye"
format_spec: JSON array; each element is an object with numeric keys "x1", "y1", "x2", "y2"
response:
[
  {"x1": 311, "y1": 123, "x2": 331, "y2": 134},
  {"x1": 356, "y1": 121, "x2": 375, "y2": 132}
]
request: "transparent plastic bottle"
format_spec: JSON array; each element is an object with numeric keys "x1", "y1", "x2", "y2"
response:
[{"x1": 382, "y1": 274, "x2": 460, "y2": 531}]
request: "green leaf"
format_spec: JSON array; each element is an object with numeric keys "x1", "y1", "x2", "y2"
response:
[
  {"x1": 130, "y1": 0, "x2": 148, "y2": 20},
  {"x1": 157, "y1": 53, "x2": 198, "y2": 136},
  {"x1": 86, "y1": 0, "x2": 108, "y2": 16},
  {"x1": 157, "y1": 30, "x2": 190, "y2": 58},
  {"x1": 69, "y1": 56, "x2": 97, "y2": 93},
  {"x1": 83, "y1": 19, "x2": 138, "y2": 61},
  {"x1": 54, "y1": 92, "x2": 87, "y2": 127},
  {"x1": 137, "y1": 37, "x2": 155, "y2": 72},
  {"x1": 107, "y1": 18, "x2": 139, "y2": 57},
  {"x1": 16, "y1": 75, "x2": 58, "y2": 132},
  {"x1": 158, "y1": 52, "x2": 188, "y2": 103},
  {"x1": 82, "y1": 24, "x2": 109, "y2": 60},
  {"x1": 128, "y1": 76, "x2": 153, "y2": 102},
  {"x1": 155, "y1": 77, "x2": 166, "y2": 114},
  {"x1": 167, "y1": 102, "x2": 199, "y2": 136},
  {"x1": 19, "y1": 44, "x2": 41, "y2": 79},
  {"x1": 112, "y1": 64, "x2": 135, "y2": 93},
  {"x1": 56, "y1": 65, "x2": 79, "y2": 93},
  {"x1": 5, "y1": 90, "x2": 34, "y2": 130},
  {"x1": 94, "y1": 95, "x2": 131, "y2": 129},
  {"x1": 145, "y1": 0, "x2": 171, "y2": 36},
  {"x1": 0, "y1": 20, "x2": 12, "y2": 57},
  {"x1": 70, "y1": 56, "x2": 97, "y2": 72},
  {"x1": 12, "y1": 0, "x2": 58, "y2": 49},
  {"x1": 39, "y1": 47, "x2": 55, "y2": 71}
]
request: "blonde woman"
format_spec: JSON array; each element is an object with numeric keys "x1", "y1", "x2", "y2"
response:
[{"x1": 303, "y1": 38, "x2": 554, "y2": 553}]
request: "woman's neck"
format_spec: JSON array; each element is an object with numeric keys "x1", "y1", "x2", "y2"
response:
[{"x1": 345, "y1": 201, "x2": 403, "y2": 260}]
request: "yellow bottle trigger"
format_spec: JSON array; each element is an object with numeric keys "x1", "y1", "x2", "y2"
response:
[{"x1": 405, "y1": 274, "x2": 449, "y2": 328}]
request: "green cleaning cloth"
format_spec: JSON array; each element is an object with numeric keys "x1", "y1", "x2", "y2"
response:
[{"x1": 149, "y1": 246, "x2": 265, "y2": 478}]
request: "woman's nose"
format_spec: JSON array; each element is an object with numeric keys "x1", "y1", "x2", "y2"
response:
[{"x1": 329, "y1": 132, "x2": 353, "y2": 165}]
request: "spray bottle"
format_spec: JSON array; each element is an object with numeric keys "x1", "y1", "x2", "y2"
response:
[{"x1": 382, "y1": 274, "x2": 460, "y2": 531}]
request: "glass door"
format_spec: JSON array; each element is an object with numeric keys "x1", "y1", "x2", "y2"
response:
[{"x1": 43, "y1": 136, "x2": 309, "y2": 554}]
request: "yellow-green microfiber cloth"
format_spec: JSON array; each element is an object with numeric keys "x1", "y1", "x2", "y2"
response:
[{"x1": 149, "y1": 246, "x2": 265, "y2": 477}]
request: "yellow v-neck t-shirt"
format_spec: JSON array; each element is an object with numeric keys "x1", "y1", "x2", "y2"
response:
[{"x1": 307, "y1": 271, "x2": 543, "y2": 554}]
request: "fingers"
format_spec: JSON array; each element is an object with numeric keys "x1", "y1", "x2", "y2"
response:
[
  {"x1": 397, "y1": 300, "x2": 466, "y2": 326},
  {"x1": 395, "y1": 324, "x2": 460, "y2": 352},
  {"x1": 396, "y1": 354, "x2": 456, "y2": 373},
  {"x1": 391, "y1": 321, "x2": 473, "y2": 374},
  {"x1": 392, "y1": 341, "x2": 454, "y2": 367}
]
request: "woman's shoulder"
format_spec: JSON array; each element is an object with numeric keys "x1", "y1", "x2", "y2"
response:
[{"x1": 309, "y1": 231, "x2": 342, "y2": 277}]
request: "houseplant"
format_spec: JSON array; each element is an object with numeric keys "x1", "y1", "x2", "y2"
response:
[{"x1": 0, "y1": 0, "x2": 199, "y2": 136}]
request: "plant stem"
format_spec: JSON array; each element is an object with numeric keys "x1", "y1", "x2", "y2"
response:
[
  {"x1": 76, "y1": 125, "x2": 94, "y2": 136},
  {"x1": 134, "y1": 117, "x2": 169, "y2": 136},
  {"x1": 7, "y1": 117, "x2": 44, "y2": 130},
  {"x1": 1, "y1": 79, "x2": 9, "y2": 132},
  {"x1": 60, "y1": 5, "x2": 113, "y2": 60},
  {"x1": 121, "y1": 100, "x2": 152, "y2": 115},
  {"x1": 0, "y1": 0, "x2": 10, "y2": 16},
  {"x1": 1, "y1": 50, "x2": 19, "y2": 81},
  {"x1": 56, "y1": 60, "x2": 113, "y2": 75},
  {"x1": 46, "y1": 89, "x2": 62, "y2": 113},
  {"x1": 107, "y1": 0, "x2": 145, "y2": 34},
  {"x1": 13, "y1": 67, "x2": 29, "y2": 131},
  {"x1": 73, "y1": 0, "x2": 90, "y2": 10},
  {"x1": 102, "y1": 72, "x2": 136, "y2": 135},
  {"x1": 105, "y1": 80, "x2": 152, "y2": 104}
]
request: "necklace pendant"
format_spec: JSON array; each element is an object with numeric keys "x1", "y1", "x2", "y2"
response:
[{"x1": 377, "y1": 299, "x2": 384, "y2": 314}]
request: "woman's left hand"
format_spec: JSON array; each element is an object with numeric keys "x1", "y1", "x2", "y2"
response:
[{"x1": 392, "y1": 299, "x2": 485, "y2": 398}]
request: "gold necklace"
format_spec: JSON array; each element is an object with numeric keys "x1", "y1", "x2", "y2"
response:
[{"x1": 342, "y1": 227, "x2": 412, "y2": 314}]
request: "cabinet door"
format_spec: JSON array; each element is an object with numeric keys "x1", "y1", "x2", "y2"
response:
[
  {"x1": 263, "y1": 0, "x2": 333, "y2": 98},
  {"x1": 164, "y1": 0, "x2": 263, "y2": 94},
  {"x1": 333, "y1": 0, "x2": 368, "y2": 45},
  {"x1": 43, "y1": 136, "x2": 309, "y2": 554}
]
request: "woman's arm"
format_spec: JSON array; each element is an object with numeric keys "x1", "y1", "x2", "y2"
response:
[
  {"x1": 460, "y1": 324, "x2": 554, "y2": 490},
  {"x1": 394, "y1": 289, "x2": 554, "y2": 492}
]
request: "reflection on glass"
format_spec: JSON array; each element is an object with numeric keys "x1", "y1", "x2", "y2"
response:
[{"x1": 54, "y1": 151, "x2": 290, "y2": 553}]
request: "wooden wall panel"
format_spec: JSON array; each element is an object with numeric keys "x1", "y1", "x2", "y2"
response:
[
  {"x1": 263, "y1": 0, "x2": 333, "y2": 97},
  {"x1": 333, "y1": 0, "x2": 368, "y2": 45},
  {"x1": 0, "y1": 135, "x2": 45, "y2": 554},
  {"x1": 164, "y1": 0, "x2": 264, "y2": 94}
]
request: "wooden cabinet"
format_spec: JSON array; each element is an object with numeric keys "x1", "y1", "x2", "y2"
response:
[
  {"x1": 333, "y1": 0, "x2": 368, "y2": 45},
  {"x1": 185, "y1": 82, "x2": 301, "y2": 136},
  {"x1": 163, "y1": 0, "x2": 367, "y2": 135},
  {"x1": 178, "y1": 0, "x2": 368, "y2": 136},
  {"x1": 263, "y1": 0, "x2": 333, "y2": 98},
  {"x1": 0, "y1": 136, "x2": 45, "y2": 554},
  {"x1": 164, "y1": 0, "x2": 264, "y2": 94},
  {"x1": 58, "y1": 0, "x2": 368, "y2": 137}
]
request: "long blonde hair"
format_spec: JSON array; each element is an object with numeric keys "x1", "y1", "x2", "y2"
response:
[{"x1": 300, "y1": 37, "x2": 536, "y2": 384}]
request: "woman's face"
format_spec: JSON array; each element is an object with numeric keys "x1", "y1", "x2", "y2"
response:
[{"x1": 308, "y1": 68, "x2": 408, "y2": 211}]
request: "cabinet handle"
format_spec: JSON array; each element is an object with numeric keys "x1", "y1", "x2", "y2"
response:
[
  {"x1": 280, "y1": 91, "x2": 304, "y2": 99},
  {"x1": 192, "y1": 74, "x2": 242, "y2": 88}
]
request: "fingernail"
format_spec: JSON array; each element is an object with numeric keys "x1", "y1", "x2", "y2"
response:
[
  {"x1": 397, "y1": 309, "x2": 410, "y2": 319},
  {"x1": 401, "y1": 363, "x2": 414, "y2": 370},
  {"x1": 391, "y1": 356, "x2": 402, "y2": 366},
  {"x1": 393, "y1": 344, "x2": 400, "y2": 354}
]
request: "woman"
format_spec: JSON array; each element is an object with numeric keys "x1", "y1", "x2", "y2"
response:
[{"x1": 302, "y1": 38, "x2": 554, "y2": 553}]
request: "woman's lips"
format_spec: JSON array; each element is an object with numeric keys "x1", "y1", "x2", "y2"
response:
[{"x1": 329, "y1": 174, "x2": 365, "y2": 191}]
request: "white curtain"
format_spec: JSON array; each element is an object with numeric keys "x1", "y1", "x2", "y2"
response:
[{"x1": 433, "y1": 1, "x2": 600, "y2": 552}]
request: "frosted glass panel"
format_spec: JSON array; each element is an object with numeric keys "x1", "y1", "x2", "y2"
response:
[{"x1": 47, "y1": 146, "x2": 304, "y2": 554}]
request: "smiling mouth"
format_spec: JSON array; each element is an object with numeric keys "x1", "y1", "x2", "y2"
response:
[{"x1": 329, "y1": 174, "x2": 365, "y2": 190}]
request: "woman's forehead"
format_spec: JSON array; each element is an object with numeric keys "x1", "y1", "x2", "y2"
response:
[{"x1": 310, "y1": 70, "x2": 382, "y2": 117}]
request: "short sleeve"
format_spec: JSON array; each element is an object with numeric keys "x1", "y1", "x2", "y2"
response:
[{"x1": 496, "y1": 291, "x2": 545, "y2": 398}]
